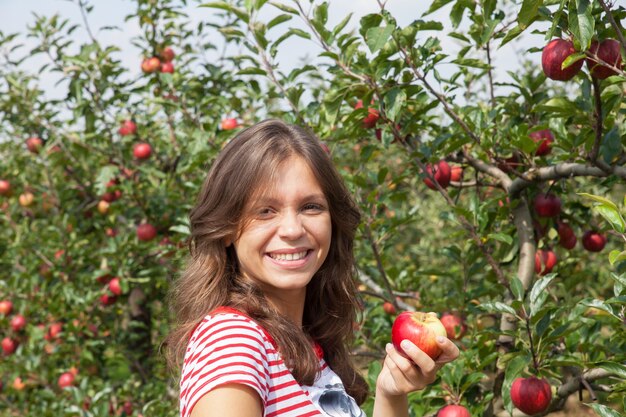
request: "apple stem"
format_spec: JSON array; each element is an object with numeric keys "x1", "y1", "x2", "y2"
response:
[{"x1": 523, "y1": 306, "x2": 540, "y2": 373}]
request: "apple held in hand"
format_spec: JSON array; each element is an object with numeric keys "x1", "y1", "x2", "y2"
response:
[
  {"x1": 437, "y1": 404, "x2": 470, "y2": 417},
  {"x1": 511, "y1": 377, "x2": 552, "y2": 415},
  {"x1": 541, "y1": 39, "x2": 583, "y2": 81},
  {"x1": 391, "y1": 311, "x2": 447, "y2": 360}
]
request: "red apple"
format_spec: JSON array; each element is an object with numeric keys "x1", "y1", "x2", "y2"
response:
[
  {"x1": 0, "y1": 300, "x2": 13, "y2": 316},
  {"x1": 0, "y1": 180, "x2": 11, "y2": 196},
  {"x1": 19, "y1": 192, "x2": 34, "y2": 207},
  {"x1": 137, "y1": 223, "x2": 157, "y2": 241},
  {"x1": 383, "y1": 302, "x2": 396, "y2": 315},
  {"x1": 440, "y1": 313, "x2": 466, "y2": 340},
  {"x1": 437, "y1": 404, "x2": 471, "y2": 417},
  {"x1": 533, "y1": 193, "x2": 561, "y2": 218},
  {"x1": 391, "y1": 311, "x2": 447, "y2": 360},
  {"x1": 100, "y1": 293, "x2": 117, "y2": 306},
  {"x1": 108, "y1": 277, "x2": 122, "y2": 296},
  {"x1": 10, "y1": 314, "x2": 27, "y2": 332},
  {"x1": 511, "y1": 377, "x2": 552, "y2": 415},
  {"x1": 450, "y1": 165, "x2": 463, "y2": 182},
  {"x1": 2, "y1": 337, "x2": 17, "y2": 355},
  {"x1": 423, "y1": 160, "x2": 452, "y2": 190},
  {"x1": 541, "y1": 39, "x2": 583, "y2": 81},
  {"x1": 587, "y1": 39, "x2": 622, "y2": 79},
  {"x1": 58, "y1": 372, "x2": 75, "y2": 389},
  {"x1": 25, "y1": 137, "x2": 43, "y2": 153},
  {"x1": 535, "y1": 249, "x2": 557, "y2": 275},
  {"x1": 12, "y1": 377, "x2": 25, "y2": 391},
  {"x1": 133, "y1": 142, "x2": 152, "y2": 160},
  {"x1": 47, "y1": 322, "x2": 63, "y2": 340},
  {"x1": 105, "y1": 227, "x2": 118, "y2": 238},
  {"x1": 582, "y1": 231, "x2": 606, "y2": 252},
  {"x1": 160, "y1": 61, "x2": 175, "y2": 73},
  {"x1": 118, "y1": 120, "x2": 137, "y2": 136},
  {"x1": 221, "y1": 118, "x2": 239, "y2": 130},
  {"x1": 160, "y1": 47, "x2": 175, "y2": 62},
  {"x1": 557, "y1": 222, "x2": 577, "y2": 249},
  {"x1": 529, "y1": 129, "x2": 554, "y2": 156},
  {"x1": 141, "y1": 56, "x2": 161, "y2": 73},
  {"x1": 354, "y1": 100, "x2": 379, "y2": 129}
]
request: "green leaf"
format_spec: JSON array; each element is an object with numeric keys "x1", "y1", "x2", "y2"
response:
[
  {"x1": 535, "y1": 97, "x2": 579, "y2": 117},
  {"x1": 561, "y1": 52, "x2": 586, "y2": 70},
  {"x1": 95, "y1": 165, "x2": 118, "y2": 194},
  {"x1": 267, "y1": 14, "x2": 292, "y2": 30},
  {"x1": 383, "y1": 88, "x2": 406, "y2": 121},
  {"x1": 479, "y1": 301, "x2": 517, "y2": 316},
  {"x1": 365, "y1": 25, "x2": 394, "y2": 53},
  {"x1": 587, "y1": 404, "x2": 625, "y2": 417},
  {"x1": 488, "y1": 233, "x2": 513, "y2": 245},
  {"x1": 610, "y1": 273, "x2": 626, "y2": 287},
  {"x1": 500, "y1": 25, "x2": 524, "y2": 47},
  {"x1": 199, "y1": 2, "x2": 249, "y2": 23},
  {"x1": 518, "y1": 0, "x2": 543, "y2": 28},
  {"x1": 425, "y1": 0, "x2": 455, "y2": 15},
  {"x1": 510, "y1": 277, "x2": 525, "y2": 301},
  {"x1": 269, "y1": 2, "x2": 299, "y2": 15},
  {"x1": 577, "y1": 193, "x2": 619, "y2": 211},
  {"x1": 595, "y1": 362, "x2": 626, "y2": 379},
  {"x1": 313, "y1": 2, "x2": 328, "y2": 26},
  {"x1": 452, "y1": 57, "x2": 490, "y2": 69},
  {"x1": 568, "y1": 0, "x2": 594, "y2": 49},
  {"x1": 530, "y1": 274, "x2": 556, "y2": 316},
  {"x1": 594, "y1": 204, "x2": 625, "y2": 233},
  {"x1": 237, "y1": 67, "x2": 267, "y2": 76}
]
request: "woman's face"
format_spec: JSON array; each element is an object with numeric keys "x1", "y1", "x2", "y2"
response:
[{"x1": 232, "y1": 156, "x2": 332, "y2": 309}]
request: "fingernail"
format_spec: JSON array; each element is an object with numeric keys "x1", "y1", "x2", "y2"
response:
[
  {"x1": 385, "y1": 343, "x2": 393, "y2": 351},
  {"x1": 437, "y1": 336, "x2": 445, "y2": 343},
  {"x1": 401, "y1": 340, "x2": 412, "y2": 350}
]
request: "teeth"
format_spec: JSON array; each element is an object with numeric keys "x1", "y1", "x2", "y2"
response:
[{"x1": 270, "y1": 251, "x2": 308, "y2": 261}]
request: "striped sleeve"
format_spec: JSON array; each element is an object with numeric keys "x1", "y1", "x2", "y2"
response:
[{"x1": 180, "y1": 313, "x2": 271, "y2": 417}]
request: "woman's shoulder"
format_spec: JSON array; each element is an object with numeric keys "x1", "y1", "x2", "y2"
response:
[{"x1": 188, "y1": 306, "x2": 276, "y2": 348}]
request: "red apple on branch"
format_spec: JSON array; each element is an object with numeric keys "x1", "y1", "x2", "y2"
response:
[
  {"x1": 533, "y1": 193, "x2": 561, "y2": 218},
  {"x1": 391, "y1": 311, "x2": 447, "y2": 360},
  {"x1": 19, "y1": 192, "x2": 34, "y2": 207},
  {"x1": 529, "y1": 129, "x2": 554, "y2": 156},
  {"x1": 160, "y1": 61, "x2": 174, "y2": 73},
  {"x1": 25, "y1": 137, "x2": 43, "y2": 154},
  {"x1": 450, "y1": 165, "x2": 463, "y2": 182},
  {"x1": 58, "y1": 372, "x2": 75, "y2": 389},
  {"x1": 437, "y1": 404, "x2": 471, "y2": 417},
  {"x1": 133, "y1": 142, "x2": 152, "y2": 160},
  {"x1": 2, "y1": 337, "x2": 17, "y2": 355},
  {"x1": 511, "y1": 377, "x2": 552, "y2": 415},
  {"x1": 141, "y1": 56, "x2": 161, "y2": 73},
  {"x1": 354, "y1": 100, "x2": 379, "y2": 129},
  {"x1": 118, "y1": 120, "x2": 137, "y2": 136},
  {"x1": 0, "y1": 180, "x2": 11, "y2": 196},
  {"x1": 108, "y1": 277, "x2": 122, "y2": 296},
  {"x1": 160, "y1": 46, "x2": 175, "y2": 62},
  {"x1": 383, "y1": 301, "x2": 396, "y2": 315},
  {"x1": 440, "y1": 312, "x2": 466, "y2": 340},
  {"x1": 100, "y1": 293, "x2": 117, "y2": 306},
  {"x1": 587, "y1": 39, "x2": 622, "y2": 79},
  {"x1": 0, "y1": 300, "x2": 13, "y2": 316},
  {"x1": 221, "y1": 118, "x2": 239, "y2": 131},
  {"x1": 137, "y1": 223, "x2": 157, "y2": 241},
  {"x1": 541, "y1": 39, "x2": 583, "y2": 81},
  {"x1": 10, "y1": 314, "x2": 27, "y2": 332},
  {"x1": 423, "y1": 160, "x2": 452, "y2": 190},
  {"x1": 582, "y1": 231, "x2": 606, "y2": 252},
  {"x1": 557, "y1": 221, "x2": 576, "y2": 249},
  {"x1": 535, "y1": 249, "x2": 557, "y2": 275}
]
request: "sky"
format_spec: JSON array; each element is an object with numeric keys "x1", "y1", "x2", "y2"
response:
[{"x1": 0, "y1": 0, "x2": 542, "y2": 102}]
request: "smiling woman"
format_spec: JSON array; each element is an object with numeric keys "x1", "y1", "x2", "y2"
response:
[{"x1": 164, "y1": 119, "x2": 459, "y2": 417}]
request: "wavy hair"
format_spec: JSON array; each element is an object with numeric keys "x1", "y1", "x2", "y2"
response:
[{"x1": 164, "y1": 119, "x2": 368, "y2": 404}]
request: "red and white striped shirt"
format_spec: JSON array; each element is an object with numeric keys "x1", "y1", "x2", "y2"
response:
[{"x1": 180, "y1": 307, "x2": 365, "y2": 417}]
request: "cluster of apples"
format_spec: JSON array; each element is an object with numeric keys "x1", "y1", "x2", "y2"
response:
[
  {"x1": 118, "y1": 119, "x2": 153, "y2": 162},
  {"x1": 533, "y1": 193, "x2": 608, "y2": 275},
  {"x1": 141, "y1": 46, "x2": 176, "y2": 74},
  {"x1": 1, "y1": 300, "x2": 23, "y2": 357},
  {"x1": 96, "y1": 274, "x2": 124, "y2": 306},
  {"x1": 542, "y1": 38, "x2": 622, "y2": 81}
]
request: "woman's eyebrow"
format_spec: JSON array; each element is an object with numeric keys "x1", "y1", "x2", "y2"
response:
[{"x1": 253, "y1": 194, "x2": 327, "y2": 205}]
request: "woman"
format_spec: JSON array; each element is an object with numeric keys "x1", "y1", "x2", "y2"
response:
[{"x1": 165, "y1": 119, "x2": 459, "y2": 417}]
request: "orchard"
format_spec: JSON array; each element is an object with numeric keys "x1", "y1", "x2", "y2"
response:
[{"x1": 0, "y1": 0, "x2": 625, "y2": 416}]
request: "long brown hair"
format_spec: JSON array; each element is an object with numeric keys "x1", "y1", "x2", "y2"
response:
[{"x1": 164, "y1": 119, "x2": 368, "y2": 404}]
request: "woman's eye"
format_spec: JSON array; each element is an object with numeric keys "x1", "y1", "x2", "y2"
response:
[{"x1": 303, "y1": 203, "x2": 325, "y2": 212}]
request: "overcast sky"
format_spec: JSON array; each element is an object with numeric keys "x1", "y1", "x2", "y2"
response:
[{"x1": 0, "y1": 0, "x2": 541, "y2": 101}]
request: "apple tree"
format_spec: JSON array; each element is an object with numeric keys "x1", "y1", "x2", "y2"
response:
[{"x1": 0, "y1": 0, "x2": 625, "y2": 416}]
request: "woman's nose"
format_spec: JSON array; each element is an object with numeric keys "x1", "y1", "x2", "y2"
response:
[{"x1": 278, "y1": 211, "x2": 305, "y2": 240}]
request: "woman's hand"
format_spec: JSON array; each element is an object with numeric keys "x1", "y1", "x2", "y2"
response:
[{"x1": 375, "y1": 335, "x2": 460, "y2": 397}]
